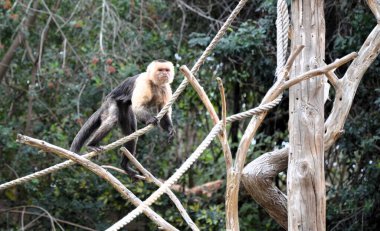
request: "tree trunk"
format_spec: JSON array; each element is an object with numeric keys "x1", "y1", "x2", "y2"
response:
[
  {"x1": 288, "y1": 0, "x2": 326, "y2": 230},
  {"x1": 242, "y1": 0, "x2": 380, "y2": 229}
]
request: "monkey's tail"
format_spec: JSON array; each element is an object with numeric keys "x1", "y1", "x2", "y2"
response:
[{"x1": 70, "y1": 109, "x2": 102, "y2": 153}]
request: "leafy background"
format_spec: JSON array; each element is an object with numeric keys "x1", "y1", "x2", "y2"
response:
[{"x1": 0, "y1": 0, "x2": 379, "y2": 230}]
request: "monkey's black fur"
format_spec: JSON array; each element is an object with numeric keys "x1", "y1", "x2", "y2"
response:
[{"x1": 70, "y1": 74, "x2": 174, "y2": 173}]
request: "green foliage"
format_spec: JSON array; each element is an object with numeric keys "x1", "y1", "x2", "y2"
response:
[{"x1": 0, "y1": 0, "x2": 379, "y2": 230}]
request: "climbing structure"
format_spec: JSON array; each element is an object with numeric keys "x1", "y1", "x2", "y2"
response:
[{"x1": 2, "y1": 0, "x2": 380, "y2": 230}]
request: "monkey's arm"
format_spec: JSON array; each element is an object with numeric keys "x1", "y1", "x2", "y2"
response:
[
  {"x1": 132, "y1": 106, "x2": 158, "y2": 125},
  {"x1": 118, "y1": 104, "x2": 138, "y2": 172},
  {"x1": 158, "y1": 85, "x2": 174, "y2": 140},
  {"x1": 159, "y1": 108, "x2": 175, "y2": 142}
]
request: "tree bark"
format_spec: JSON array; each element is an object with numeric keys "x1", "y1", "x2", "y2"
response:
[
  {"x1": 287, "y1": 1, "x2": 326, "y2": 230},
  {"x1": 242, "y1": 14, "x2": 380, "y2": 225},
  {"x1": 241, "y1": 48, "x2": 357, "y2": 230},
  {"x1": 240, "y1": 0, "x2": 380, "y2": 230},
  {"x1": 242, "y1": 148, "x2": 289, "y2": 229}
]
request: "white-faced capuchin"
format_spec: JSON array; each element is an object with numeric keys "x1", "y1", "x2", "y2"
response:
[{"x1": 70, "y1": 60, "x2": 175, "y2": 174}]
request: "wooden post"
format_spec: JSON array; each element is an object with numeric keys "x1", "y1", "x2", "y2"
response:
[{"x1": 288, "y1": 0, "x2": 326, "y2": 230}]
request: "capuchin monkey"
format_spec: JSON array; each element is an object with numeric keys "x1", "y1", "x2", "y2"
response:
[{"x1": 70, "y1": 60, "x2": 175, "y2": 174}]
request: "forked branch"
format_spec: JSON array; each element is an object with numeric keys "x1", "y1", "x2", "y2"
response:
[
  {"x1": 120, "y1": 148, "x2": 199, "y2": 231},
  {"x1": 235, "y1": 49, "x2": 357, "y2": 230},
  {"x1": 242, "y1": 1, "x2": 380, "y2": 228},
  {"x1": 16, "y1": 134, "x2": 178, "y2": 231}
]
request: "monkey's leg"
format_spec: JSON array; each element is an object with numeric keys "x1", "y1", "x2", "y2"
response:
[
  {"x1": 87, "y1": 105, "x2": 119, "y2": 149},
  {"x1": 119, "y1": 105, "x2": 138, "y2": 173},
  {"x1": 160, "y1": 113, "x2": 175, "y2": 143}
]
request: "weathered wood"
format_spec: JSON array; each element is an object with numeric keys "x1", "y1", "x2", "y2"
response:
[
  {"x1": 324, "y1": 21, "x2": 380, "y2": 147},
  {"x1": 242, "y1": 148, "x2": 289, "y2": 229},
  {"x1": 288, "y1": 1, "x2": 325, "y2": 230},
  {"x1": 240, "y1": 49, "x2": 356, "y2": 230},
  {"x1": 242, "y1": 3, "x2": 380, "y2": 225},
  {"x1": 180, "y1": 66, "x2": 236, "y2": 230}
]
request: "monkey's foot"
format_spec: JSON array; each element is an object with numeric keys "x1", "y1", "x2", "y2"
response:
[
  {"x1": 87, "y1": 145, "x2": 104, "y2": 153},
  {"x1": 124, "y1": 167, "x2": 145, "y2": 180},
  {"x1": 146, "y1": 116, "x2": 159, "y2": 126},
  {"x1": 125, "y1": 166, "x2": 139, "y2": 175},
  {"x1": 168, "y1": 129, "x2": 176, "y2": 143}
]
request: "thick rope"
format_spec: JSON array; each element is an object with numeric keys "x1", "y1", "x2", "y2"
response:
[
  {"x1": 0, "y1": 125, "x2": 152, "y2": 191},
  {"x1": 106, "y1": 95, "x2": 282, "y2": 231},
  {"x1": 275, "y1": 0, "x2": 289, "y2": 77},
  {"x1": 156, "y1": 0, "x2": 248, "y2": 120},
  {"x1": 0, "y1": 0, "x2": 249, "y2": 192},
  {"x1": 109, "y1": 1, "x2": 288, "y2": 228}
]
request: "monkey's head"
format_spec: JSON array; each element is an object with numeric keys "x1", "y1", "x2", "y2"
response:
[{"x1": 147, "y1": 60, "x2": 174, "y2": 85}]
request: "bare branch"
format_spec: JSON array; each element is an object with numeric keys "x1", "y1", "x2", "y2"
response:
[
  {"x1": 242, "y1": 147, "x2": 289, "y2": 229},
  {"x1": 100, "y1": 0, "x2": 107, "y2": 54},
  {"x1": 226, "y1": 45, "x2": 302, "y2": 230},
  {"x1": 2, "y1": 207, "x2": 97, "y2": 231},
  {"x1": 242, "y1": 3, "x2": 380, "y2": 226},
  {"x1": 180, "y1": 65, "x2": 220, "y2": 124},
  {"x1": 101, "y1": 165, "x2": 129, "y2": 175},
  {"x1": 181, "y1": 65, "x2": 233, "y2": 169},
  {"x1": 367, "y1": 0, "x2": 380, "y2": 21},
  {"x1": 282, "y1": 45, "x2": 304, "y2": 80},
  {"x1": 216, "y1": 77, "x2": 233, "y2": 169},
  {"x1": 39, "y1": 0, "x2": 86, "y2": 67},
  {"x1": 236, "y1": 45, "x2": 305, "y2": 173},
  {"x1": 176, "y1": 0, "x2": 224, "y2": 25},
  {"x1": 177, "y1": 1, "x2": 187, "y2": 52},
  {"x1": 217, "y1": 77, "x2": 236, "y2": 230},
  {"x1": 325, "y1": 70, "x2": 341, "y2": 90},
  {"x1": 281, "y1": 52, "x2": 357, "y2": 91},
  {"x1": 76, "y1": 80, "x2": 88, "y2": 121},
  {"x1": 16, "y1": 134, "x2": 178, "y2": 231},
  {"x1": 120, "y1": 148, "x2": 200, "y2": 231},
  {"x1": 181, "y1": 65, "x2": 235, "y2": 229},
  {"x1": 325, "y1": 24, "x2": 380, "y2": 148}
]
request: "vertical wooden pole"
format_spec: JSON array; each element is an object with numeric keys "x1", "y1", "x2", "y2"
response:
[{"x1": 288, "y1": 0, "x2": 326, "y2": 230}]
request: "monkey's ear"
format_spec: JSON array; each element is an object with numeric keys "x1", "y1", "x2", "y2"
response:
[{"x1": 146, "y1": 61, "x2": 156, "y2": 73}]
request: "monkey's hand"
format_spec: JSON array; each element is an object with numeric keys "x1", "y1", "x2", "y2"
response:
[
  {"x1": 87, "y1": 145, "x2": 104, "y2": 153},
  {"x1": 168, "y1": 129, "x2": 175, "y2": 143},
  {"x1": 146, "y1": 116, "x2": 159, "y2": 126}
]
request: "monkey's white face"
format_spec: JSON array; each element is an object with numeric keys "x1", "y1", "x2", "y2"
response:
[
  {"x1": 156, "y1": 67, "x2": 172, "y2": 83},
  {"x1": 149, "y1": 62, "x2": 174, "y2": 85}
]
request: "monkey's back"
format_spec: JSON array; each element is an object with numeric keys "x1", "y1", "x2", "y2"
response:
[{"x1": 108, "y1": 74, "x2": 140, "y2": 104}]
